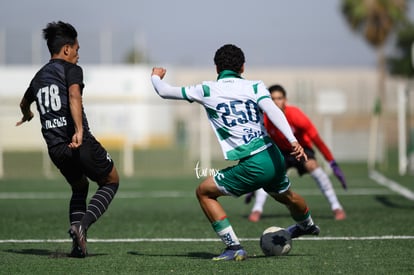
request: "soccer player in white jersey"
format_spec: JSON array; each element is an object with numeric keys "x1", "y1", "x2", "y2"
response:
[{"x1": 151, "y1": 44, "x2": 320, "y2": 261}]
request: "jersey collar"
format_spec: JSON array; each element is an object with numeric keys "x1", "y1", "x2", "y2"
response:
[{"x1": 217, "y1": 70, "x2": 243, "y2": 80}]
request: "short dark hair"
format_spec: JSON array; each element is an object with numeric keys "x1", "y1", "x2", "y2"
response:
[
  {"x1": 268, "y1": 84, "x2": 286, "y2": 97},
  {"x1": 43, "y1": 21, "x2": 78, "y2": 55},
  {"x1": 214, "y1": 44, "x2": 245, "y2": 73}
]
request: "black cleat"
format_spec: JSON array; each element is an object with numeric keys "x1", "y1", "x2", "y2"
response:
[
  {"x1": 69, "y1": 240, "x2": 85, "y2": 258},
  {"x1": 287, "y1": 224, "x2": 320, "y2": 239},
  {"x1": 68, "y1": 224, "x2": 87, "y2": 258}
]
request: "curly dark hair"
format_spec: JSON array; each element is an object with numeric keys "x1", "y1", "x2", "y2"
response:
[
  {"x1": 214, "y1": 44, "x2": 245, "y2": 73},
  {"x1": 43, "y1": 21, "x2": 78, "y2": 55},
  {"x1": 268, "y1": 84, "x2": 286, "y2": 97}
]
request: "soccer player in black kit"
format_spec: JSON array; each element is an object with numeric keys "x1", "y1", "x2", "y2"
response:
[{"x1": 16, "y1": 21, "x2": 119, "y2": 258}]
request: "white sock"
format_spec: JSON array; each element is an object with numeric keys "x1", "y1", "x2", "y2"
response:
[
  {"x1": 298, "y1": 216, "x2": 315, "y2": 230},
  {"x1": 217, "y1": 226, "x2": 240, "y2": 247},
  {"x1": 310, "y1": 167, "x2": 342, "y2": 211},
  {"x1": 212, "y1": 218, "x2": 241, "y2": 247},
  {"x1": 252, "y1": 188, "x2": 268, "y2": 213}
]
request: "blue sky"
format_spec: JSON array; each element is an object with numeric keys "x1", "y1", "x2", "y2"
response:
[{"x1": 0, "y1": 0, "x2": 412, "y2": 67}]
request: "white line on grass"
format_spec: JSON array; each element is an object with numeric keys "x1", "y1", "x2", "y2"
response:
[
  {"x1": 1, "y1": 236, "x2": 414, "y2": 243},
  {"x1": 0, "y1": 191, "x2": 189, "y2": 200},
  {"x1": 0, "y1": 188, "x2": 392, "y2": 200},
  {"x1": 369, "y1": 170, "x2": 414, "y2": 200}
]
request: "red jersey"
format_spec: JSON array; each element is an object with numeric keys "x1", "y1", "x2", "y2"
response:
[{"x1": 264, "y1": 105, "x2": 334, "y2": 162}]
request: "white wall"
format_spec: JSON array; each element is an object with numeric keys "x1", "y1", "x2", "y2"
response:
[
  {"x1": 0, "y1": 65, "x2": 173, "y2": 149},
  {"x1": 1, "y1": 65, "x2": 411, "y2": 172}
]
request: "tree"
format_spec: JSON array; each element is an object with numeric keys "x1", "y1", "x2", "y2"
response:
[
  {"x1": 124, "y1": 47, "x2": 148, "y2": 64},
  {"x1": 387, "y1": 21, "x2": 414, "y2": 77},
  {"x1": 341, "y1": 0, "x2": 407, "y2": 169}
]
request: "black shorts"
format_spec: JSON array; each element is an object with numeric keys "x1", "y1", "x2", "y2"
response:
[
  {"x1": 48, "y1": 135, "x2": 114, "y2": 183},
  {"x1": 281, "y1": 147, "x2": 316, "y2": 176}
]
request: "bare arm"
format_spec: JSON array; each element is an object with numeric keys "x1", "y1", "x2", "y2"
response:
[
  {"x1": 16, "y1": 97, "x2": 34, "y2": 126},
  {"x1": 68, "y1": 84, "x2": 83, "y2": 149}
]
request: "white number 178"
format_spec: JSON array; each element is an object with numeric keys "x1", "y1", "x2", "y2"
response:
[{"x1": 36, "y1": 84, "x2": 62, "y2": 114}]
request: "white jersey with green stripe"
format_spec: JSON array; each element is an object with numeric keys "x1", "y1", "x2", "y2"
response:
[
  {"x1": 151, "y1": 70, "x2": 297, "y2": 161},
  {"x1": 181, "y1": 71, "x2": 276, "y2": 160}
]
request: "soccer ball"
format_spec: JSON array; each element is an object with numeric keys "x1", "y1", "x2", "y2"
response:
[{"x1": 260, "y1": 226, "x2": 292, "y2": 256}]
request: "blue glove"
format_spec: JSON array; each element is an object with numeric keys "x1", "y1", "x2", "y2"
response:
[{"x1": 329, "y1": 160, "x2": 347, "y2": 190}]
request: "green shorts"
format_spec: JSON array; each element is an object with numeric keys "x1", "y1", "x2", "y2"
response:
[{"x1": 214, "y1": 144, "x2": 290, "y2": 197}]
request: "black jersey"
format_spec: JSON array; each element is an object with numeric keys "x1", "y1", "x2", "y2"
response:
[{"x1": 24, "y1": 59, "x2": 90, "y2": 148}]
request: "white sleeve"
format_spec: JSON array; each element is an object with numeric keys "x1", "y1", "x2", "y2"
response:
[
  {"x1": 258, "y1": 97, "x2": 297, "y2": 143},
  {"x1": 151, "y1": 75, "x2": 184, "y2": 100}
]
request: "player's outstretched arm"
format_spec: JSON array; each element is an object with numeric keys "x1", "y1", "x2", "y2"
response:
[
  {"x1": 259, "y1": 98, "x2": 297, "y2": 143},
  {"x1": 151, "y1": 67, "x2": 185, "y2": 100},
  {"x1": 152, "y1": 67, "x2": 166, "y2": 79},
  {"x1": 16, "y1": 97, "x2": 34, "y2": 126}
]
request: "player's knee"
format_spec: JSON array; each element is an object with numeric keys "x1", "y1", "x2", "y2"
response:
[
  {"x1": 109, "y1": 174, "x2": 120, "y2": 185},
  {"x1": 109, "y1": 166, "x2": 120, "y2": 183},
  {"x1": 98, "y1": 166, "x2": 119, "y2": 186},
  {"x1": 195, "y1": 185, "x2": 203, "y2": 200},
  {"x1": 196, "y1": 181, "x2": 223, "y2": 201},
  {"x1": 196, "y1": 184, "x2": 212, "y2": 201},
  {"x1": 305, "y1": 159, "x2": 319, "y2": 171},
  {"x1": 70, "y1": 176, "x2": 89, "y2": 192}
]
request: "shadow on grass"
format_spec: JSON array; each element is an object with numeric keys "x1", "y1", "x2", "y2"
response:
[
  {"x1": 376, "y1": 195, "x2": 414, "y2": 209},
  {"x1": 127, "y1": 251, "x2": 310, "y2": 259},
  {"x1": 241, "y1": 212, "x2": 335, "y2": 221},
  {"x1": 4, "y1": 248, "x2": 106, "y2": 258},
  {"x1": 241, "y1": 213, "x2": 291, "y2": 220},
  {"x1": 127, "y1": 251, "x2": 215, "y2": 259}
]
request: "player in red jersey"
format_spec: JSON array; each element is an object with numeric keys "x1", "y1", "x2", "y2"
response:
[{"x1": 246, "y1": 84, "x2": 347, "y2": 222}]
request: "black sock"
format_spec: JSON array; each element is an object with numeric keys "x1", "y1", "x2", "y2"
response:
[
  {"x1": 81, "y1": 183, "x2": 119, "y2": 230},
  {"x1": 69, "y1": 191, "x2": 88, "y2": 225}
]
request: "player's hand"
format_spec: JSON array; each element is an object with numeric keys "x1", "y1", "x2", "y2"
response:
[
  {"x1": 330, "y1": 160, "x2": 347, "y2": 190},
  {"x1": 151, "y1": 67, "x2": 167, "y2": 79},
  {"x1": 290, "y1": 141, "x2": 308, "y2": 162},
  {"x1": 16, "y1": 111, "x2": 34, "y2": 126},
  {"x1": 68, "y1": 131, "x2": 83, "y2": 149}
]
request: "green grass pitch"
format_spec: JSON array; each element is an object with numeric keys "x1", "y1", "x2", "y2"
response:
[{"x1": 0, "y1": 155, "x2": 413, "y2": 274}]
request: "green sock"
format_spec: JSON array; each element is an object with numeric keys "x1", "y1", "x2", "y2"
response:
[{"x1": 293, "y1": 210, "x2": 314, "y2": 229}]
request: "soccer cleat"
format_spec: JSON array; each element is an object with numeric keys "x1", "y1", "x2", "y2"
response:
[
  {"x1": 333, "y1": 209, "x2": 346, "y2": 221},
  {"x1": 68, "y1": 224, "x2": 87, "y2": 258},
  {"x1": 248, "y1": 211, "x2": 262, "y2": 222},
  {"x1": 287, "y1": 224, "x2": 320, "y2": 239},
  {"x1": 69, "y1": 239, "x2": 85, "y2": 258},
  {"x1": 212, "y1": 248, "x2": 247, "y2": 261}
]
